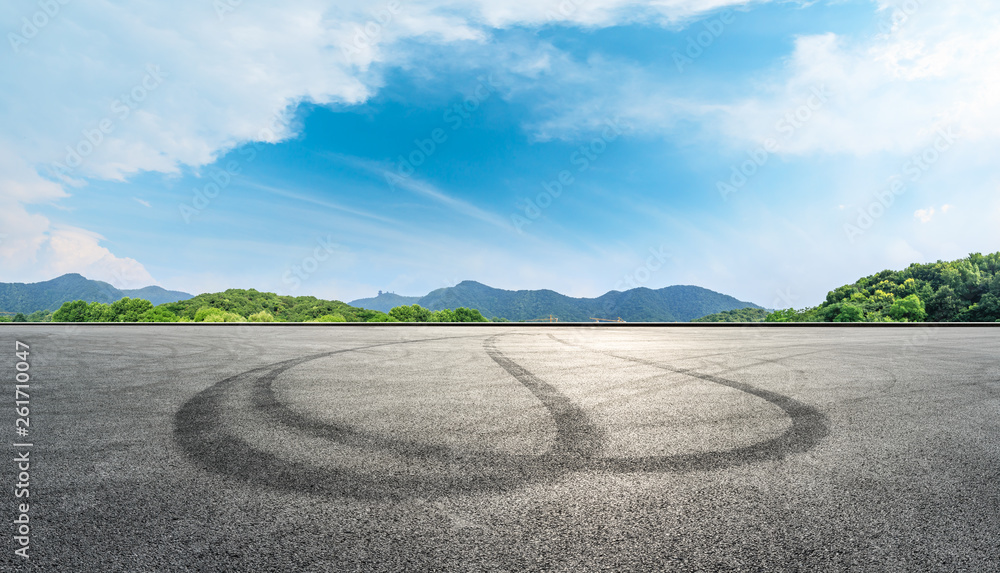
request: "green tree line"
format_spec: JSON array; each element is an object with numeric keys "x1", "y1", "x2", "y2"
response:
[
  {"x1": 766, "y1": 252, "x2": 1000, "y2": 322},
  {"x1": 0, "y1": 310, "x2": 54, "y2": 323},
  {"x1": 45, "y1": 292, "x2": 490, "y2": 323},
  {"x1": 692, "y1": 307, "x2": 771, "y2": 322}
]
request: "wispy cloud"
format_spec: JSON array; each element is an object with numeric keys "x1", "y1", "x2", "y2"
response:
[
  {"x1": 326, "y1": 152, "x2": 515, "y2": 232},
  {"x1": 393, "y1": 177, "x2": 514, "y2": 232},
  {"x1": 245, "y1": 182, "x2": 399, "y2": 225},
  {"x1": 132, "y1": 197, "x2": 151, "y2": 208}
]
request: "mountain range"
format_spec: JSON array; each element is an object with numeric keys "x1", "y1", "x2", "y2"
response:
[
  {"x1": 0, "y1": 274, "x2": 193, "y2": 313},
  {"x1": 1, "y1": 274, "x2": 762, "y2": 322},
  {"x1": 349, "y1": 281, "x2": 762, "y2": 322}
]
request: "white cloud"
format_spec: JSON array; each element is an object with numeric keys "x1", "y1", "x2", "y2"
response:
[
  {"x1": 0, "y1": 0, "x2": 767, "y2": 284},
  {"x1": 0, "y1": 226, "x2": 154, "y2": 288},
  {"x1": 1, "y1": 0, "x2": 759, "y2": 182},
  {"x1": 714, "y1": 1, "x2": 1000, "y2": 156},
  {"x1": 914, "y1": 204, "x2": 957, "y2": 224},
  {"x1": 518, "y1": 1, "x2": 1000, "y2": 159},
  {"x1": 914, "y1": 207, "x2": 935, "y2": 223},
  {"x1": 44, "y1": 227, "x2": 153, "y2": 288}
]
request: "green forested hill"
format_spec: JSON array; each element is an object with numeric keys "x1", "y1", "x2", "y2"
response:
[
  {"x1": 158, "y1": 289, "x2": 388, "y2": 322},
  {"x1": 768, "y1": 252, "x2": 1000, "y2": 322},
  {"x1": 409, "y1": 281, "x2": 761, "y2": 322},
  {"x1": 347, "y1": 292, "x2": 422, "y2": 313},
  {"x1": 0, "y1": 273, "x2": 191, "y2": 313},
  {"x1": 120, "y1": 285, "x2": 195, "y2": 306},
  {"x1": 693, "y1": 307, "x2": 771, "y2": 322}
]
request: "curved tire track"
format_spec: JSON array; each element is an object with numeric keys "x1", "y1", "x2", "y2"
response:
[
  {"x1": 175, "y1": 332, "x2": 829, "y2": 499},
  {"x1": 545, "y1": 333, "x2": 830, "y2": 472},
  {"x1": 176, "y1": 335, "x2": 576, "y2": 500}
]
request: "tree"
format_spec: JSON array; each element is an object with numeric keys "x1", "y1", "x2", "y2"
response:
[
  {"x1": 26, "y1": 310, "x2": 52, "y2": 322},
  {"x1": 453, "y1": 307, "x2": 489, "y2": 322},
  {"x1": 964, "y1": 293, "x2": 1000, "y2": 322},
  {"x1": 12, "y1": 313, "x2": 27, "y2": 323},
  {"x1": 87, "y1": 302, "x2": 116, "y2": 322},
  {"x1": 692, "y1": 307, "x2": 771, "y2": 322},
  {"x1": 389, "y1": 304, "x2": 431, "y2": 322},
  {"x1": 194, "y1": 307, "x2": 223, "y2": 322},
  {"x1": 53, "y1": 300, "x2": 90, "y2": 322},
  {"x1": 430, "y1": 309, "x2": 456, "y2": 322},
  {"x1": 195, "y1": 307, "x2": 245, "y2": 322},
  {"x1": 926, "y1": 286, "x2": 963, "y2": 322},
  {"x1": 765, "y1": 309, "x2": 798, "y2": 322},
  {"x1": 833, "y1": 304, "x2": 864, "y2": 322},
  {"x1": 248, "y1": 310, "x2": 275, "y2": 322},
  {"x1": 888, "y1": 294, "x2": 927, "y2": 322},
  {"x1": 825, "y1": 285, "x2": 859, "y2": 305},
  {"x1": 138, "y1": 308, "x2": 179, "y2": 322},
  {"x1": 311, "y1": 314, "x2": 346, "y2": 322},
  {"x1": 109, "y1": 297, "x2": 154, "y2": 322},
  {"x1": 365, "y1": 313, "x2": 397, "y2": 322}
]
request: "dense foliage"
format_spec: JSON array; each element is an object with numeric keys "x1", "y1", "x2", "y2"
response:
[
  {"x1": 692, "y1": 307, "x2": 771, "y2": 322},
  {"x1": 387, "y1": 304, "x2": 488, "y2": 322},
  {"x1": 52, "y1": 298, "x2": 156, "y2": 322},
  {"x1": 0, "y1": 310, "x2": 53, "y2": 322},
  {"x1": 158, "y1": 289, "x2": 389, "y2": 322},
  {"x1": 767, "y1": 252, "x2": 1000, "y2": 322},
  {"x1": 49, "y1": 291, "x2": 491, "y2": 323}
]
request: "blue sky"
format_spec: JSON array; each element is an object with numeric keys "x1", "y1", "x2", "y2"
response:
[{"x1": 2, "y1": 0, "x2": 999, "y2": 307}]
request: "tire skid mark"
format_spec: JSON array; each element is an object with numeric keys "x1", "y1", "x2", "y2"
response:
[
  {"x1": 176, "y1": 334, "x2": 571, "y2": 500},
  {"x1": 544, "y1": 334, "x2": 830, "y2": 471},
  {"x1": 483, "y1": 335, "x2": 604, "y2": 459},
  {"x1": 176, "y1": 331, "x2": 830, "y2": 499}
]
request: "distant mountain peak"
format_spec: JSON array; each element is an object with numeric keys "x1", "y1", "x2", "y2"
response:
[
  {"x1": 351, "y1": 280, "x2": 761, "y2": 322},
  {"x1": 0, "y1": 274, "x2": 193, "y2": 313}
]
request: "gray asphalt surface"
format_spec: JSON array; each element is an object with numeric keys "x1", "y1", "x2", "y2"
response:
[{"x1": 2, "y1": 325, "x2": 999, "y2": 572}]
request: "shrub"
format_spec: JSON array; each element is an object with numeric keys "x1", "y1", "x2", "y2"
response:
[
  {"x1": 138, "y1": 308, "x2": 179, "y2": 322},
  {"x1": 248, "y1": 310, "x2": 275, "y2": 322},
  {"x1": 195, "y1": 307, "x2": 245, "y2": 322},
  {"x1": 310, "y1": 314, "x2": 346, "y2": 322}
]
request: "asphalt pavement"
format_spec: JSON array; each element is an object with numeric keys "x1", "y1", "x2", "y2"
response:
[{"x1": 1, "y1": 325, "x2": 998, "y2": 571}]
